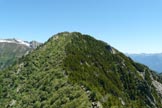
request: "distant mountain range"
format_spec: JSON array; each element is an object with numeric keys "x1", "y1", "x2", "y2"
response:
[
  {"x1": 0, "y1": 39, "x2": 41, "y2": 69},
  {"x1": 127, "y1": 53, "x2": 162, "y2": 73},
  {"x1": 0, "y1": 32, "x2": 162, "y2": 108}
]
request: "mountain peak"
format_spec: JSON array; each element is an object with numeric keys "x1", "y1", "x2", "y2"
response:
[
  {"x1": 49, "y1": 32, "x2": 117, "y2": 55},
  {"x1": 0, "y1": 38, "x2": 30, "y2": 47},
  {"x1": 50, "y1": 32, "x2": 82, "y2": 39},
  {"x1": 0, "y1": 38, "x2": 41, "y2": 48}
]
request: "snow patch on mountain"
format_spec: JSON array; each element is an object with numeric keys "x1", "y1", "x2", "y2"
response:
[
  {"x1": 0, "y1": 39, "x2": 30, "y2": 47},
  {"x1": 15, "y1": 39, "x2": 30, "y2": 47}
]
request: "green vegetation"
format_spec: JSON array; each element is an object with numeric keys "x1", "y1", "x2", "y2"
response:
[
  {"x1": 0, "y1": 32, "x2": 162, "y2": 108},
  {"x1": 0, "y1": 33, "x2": 91, "y2": 108},
  {"x1": 63, "y1": 32, "x2": 162, "y2": 108}
]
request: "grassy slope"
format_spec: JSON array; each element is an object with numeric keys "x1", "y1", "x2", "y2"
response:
[{"x1": 0, "y1": 33, "x2": 91, "y2": 108}]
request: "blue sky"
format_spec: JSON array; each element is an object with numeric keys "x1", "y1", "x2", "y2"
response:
[{"x1": 0, "y1": 0, "x2": 162, "y2": 53}]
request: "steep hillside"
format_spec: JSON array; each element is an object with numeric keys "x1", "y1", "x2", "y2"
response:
[
  {"x1": 0, "y1": 39, "x2": 41, "y2": 70},
  {"x1": 0, "y1": 34, "x2": 91, "y2": 108},
  {"x1": 0, "y1": 32, "x2": 162, "y2": 108}
]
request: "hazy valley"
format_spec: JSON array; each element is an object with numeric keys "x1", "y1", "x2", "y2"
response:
[{"x1": 127, "y1": 53, "x2": 162, "y2": 73}]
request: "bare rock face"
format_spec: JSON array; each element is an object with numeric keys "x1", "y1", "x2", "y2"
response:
[
  {"x1": 152, "y1": 80, "x2": 162, "y2": 97},
  {"x1": 30, "y1": 41, "x2": 42, "y2": 49}
]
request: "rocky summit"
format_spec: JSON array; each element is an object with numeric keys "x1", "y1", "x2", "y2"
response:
[{"x1": 0, "y1": 32, "x2": 162, "y2": 108}]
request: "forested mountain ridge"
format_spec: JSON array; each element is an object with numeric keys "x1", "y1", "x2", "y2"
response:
[{"x1": 0, "y1": 32, "x2": 162, "y2": 108}]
